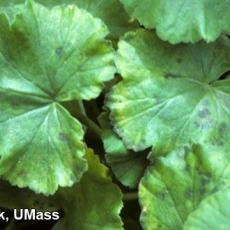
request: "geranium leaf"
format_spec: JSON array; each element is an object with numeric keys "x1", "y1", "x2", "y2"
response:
[
  {"x1": 99, "y1": 112, "x2": 149, "y2": 188},
  {"x1": 107, "y1": 30, "x2": 230, "y2": 154},
  {"x1": 106, "y1": 149, "x2": 148, "y2": 189},
  {"x1": 56, "y1": 0, "x2": 138, "y2": 40},
  {"x1": 184, "y1": 189, "x2": 230, "y2": 230},
  {"x1": 0, "y1": 180, "x2": 57, "y2": 210},
  {"x1": 0, "y1": 0, "x2": 115, "y2": 194},
  {"x1": 120, "y1": 0, "x2": 230, "y2": 43},
  {"x1": 139, "y1": 145, "x2": 230, "y2": 230},
  {"x1": 56, "y1": 148, "x2": 123, "y2": 230},
  {"x1": 0, "y1": 0, "x2": 137, "y2": 40}
]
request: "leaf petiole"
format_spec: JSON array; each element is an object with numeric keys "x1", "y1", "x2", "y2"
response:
[{"x1": 123, "y1": 192, "x2": 138, "y2": 201}]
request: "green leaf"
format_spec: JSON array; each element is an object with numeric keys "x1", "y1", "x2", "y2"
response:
[
  {"x1": 139, "y1": 145, "x2": 230, "y2": 230},
  {"x1": 184, "y1": 189, "x2": 230, "y2": 230},
  {"x1": 0, "y1": 3, "x2": 22, "y2": 23},
  {"x1": 0, "y1": 0, "x2": 137, "y2": 40},
  {"x1": 107, "y1": 30, "x2": 230, "y2": 154},
  {"x1": 99, "y1": 112, "x2": 149, "y2": 188},
  {"x1": 56, "y1": 148, "x2": 123, "y2": 230},
  {"x1": 99, "y1": 111, "x2": 128, "y2": 155},
  {"x1": 106, "y1": 150, "x2": 148, "y2": 189},
  {"x1": 0, "y1": 0, "x2": 115, "y2": 194},
  {"x1": 50, "y1": 0, "x2": 138, "y2": 40},
  {"x1": 120, "y1": 0, "x2": 230, "y2": 43},
  {"x1": 0, "y1": 180, "x2": 57, "y2": 210}
]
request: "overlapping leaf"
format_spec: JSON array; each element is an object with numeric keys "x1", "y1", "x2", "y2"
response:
[
  {"x1": 0, "y1": 0, "x2": 137, "y2": 39},
  {"x1": 120, "y1": 0, "x2": 230, "y2": 43},
  {"x1": 139, "y1": 145, "x2": 230, "y2": 230},
  {"x1": 0, "y1": 180, "x2": 57, "y2": 211},
  {"x1": 49, "y1": 0, "x2": 138, "y2": 40},
  {"x1": 184, "y1": 189, "x2": 230, "y2": 230},
  {"x1": 55, "y1": 148, "x2": 123, "y2": 230},
  {"x1": 107, "y1": 30, "x2": 230, "y2": 154},
  {"x1": 99, "y1": 112, "x2": 148, "y2": 188},
  {"x1": 0, "y1": 0, "x2": 115, "y2": 194}
]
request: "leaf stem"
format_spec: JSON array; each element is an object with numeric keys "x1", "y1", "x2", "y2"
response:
[
  {"x1": 80, "y1": 114, "x2": 103, "y2": 138},
  {"x1": 123, "y1": 192, "x2": 138, "y2": 201},
  {"x1": 66, "y1": 100, "x2": 103, "y2": 138},
  {"x1": 76, "y1": 100, "x2": 87, "y2": 116}
]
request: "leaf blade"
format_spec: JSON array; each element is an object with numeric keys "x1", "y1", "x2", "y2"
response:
[
  {"x1": 0, "y1": 0, "x2": 115, "y2": 194},
  {"x1": 120, "y1": 0, "x2": 230, "y2": 43},
  {"x1": 108, "y1": 30, "x2": 230, "y2": 153}
]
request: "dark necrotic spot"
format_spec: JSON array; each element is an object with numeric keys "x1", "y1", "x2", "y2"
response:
[
  {"x1": 185, "y1": 188, "x2": 193, "y2": 198},
  {"x1": 55, "y1": 47, "x2": 64, "y2": 56},
  {"x1": 156, "y1": 192, "x2": 166, "y2": 200},
  {"x1": 201, "y1": 173, "x2": 212, "y2": 185},
  {"x1": 211, "y1": 187, "x2": 218, "y2": 194},
  {"x1": 202, "y1": 99, "x2": 209, "y2": 106},
  {"x1": 198, "y1": 108, "x2": 210, "y2": 118},
  {"x1": 199, "y1": 186, "x2": 206, "y2": 194},
  {"x1": 59, "y1": 132, "x2": 70, "y2": 144},
  {"x1": 164, "y1": 73, "x2": 178, "y2": 79},
  {"x1": 219, "y1": 122, "x2": 227, "y2": 136}
]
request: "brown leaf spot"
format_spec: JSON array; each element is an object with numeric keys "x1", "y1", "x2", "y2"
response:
[
  {"x1": 198, "y1": 108, "x2": 210, "y2": 118},
  {"x1": 185, "y1": 188, "x2": 193, "y2": 198},
  {"x1": 164, "y1": 73, "x2": 178, "y2": 79},
  {"x1": 219, "y1": 122, "x2": 227, "y2": 137},
  {"x1": 55, "y1": 47, "x2": 64, "y2": 56},
  {"x1": 59, "y1": 132, "x2": 70, "y2": 144}
]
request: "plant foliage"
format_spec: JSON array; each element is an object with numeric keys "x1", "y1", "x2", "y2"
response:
[
  {"x1": 0, "y1": 0, "x2": 229, "y2": 229},
  {"x1": 120, "y1": 0, "x2": 230, "y2": 43}
]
